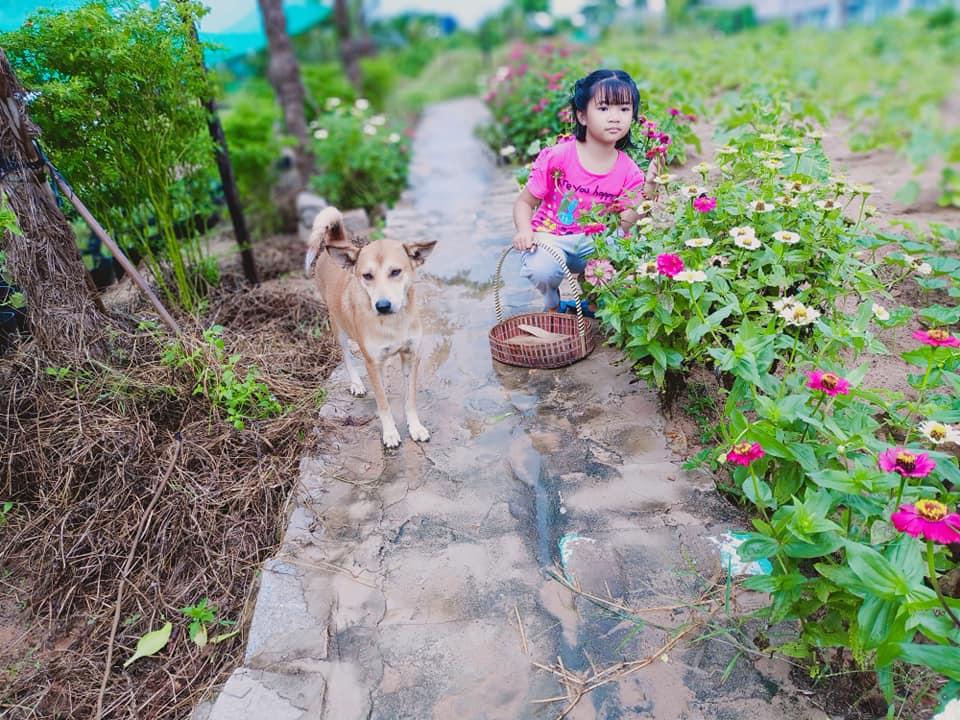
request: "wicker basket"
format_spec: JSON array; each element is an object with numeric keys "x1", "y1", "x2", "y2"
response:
[{"x1": 489, "y1": 244, "x2": 598, "y2": 369}]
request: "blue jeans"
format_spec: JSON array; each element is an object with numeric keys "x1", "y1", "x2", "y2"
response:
[{"x1": 519, "y1": 232, "x2": 594, "y2": 310}]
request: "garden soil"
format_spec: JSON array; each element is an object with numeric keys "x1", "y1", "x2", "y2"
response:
[{"x1": 194, "y1": 98, "x2": 828, "y2": 720}]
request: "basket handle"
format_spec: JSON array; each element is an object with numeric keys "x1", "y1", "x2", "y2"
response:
[{"x1": 493, "y1": 242, "x2": 588, "y2": 345}]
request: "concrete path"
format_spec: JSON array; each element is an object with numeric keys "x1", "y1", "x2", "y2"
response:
[{"x1": 196, "y1": 99, "x2": 823, "y2": 720}]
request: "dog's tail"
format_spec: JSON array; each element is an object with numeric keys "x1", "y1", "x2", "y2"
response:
[{"x1": 304, "y1": 205, "x2": 345, "y2": 276}]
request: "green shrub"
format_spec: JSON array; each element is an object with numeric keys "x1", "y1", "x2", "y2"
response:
[
  {"x1": 301, "y1": 62, "x2": 357, "y2": 114},
  {"x1": 308, "y1": 99, "x2": 411, "y2": 215}
]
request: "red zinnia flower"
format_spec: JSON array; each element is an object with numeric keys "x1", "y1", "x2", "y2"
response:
[
  {"x1": 913, "y1": 329, "x2": 960, "y2": 347},
  {"x1": 656, "y1": 253, "x2": 684, "y2": 278},
  {"x1": 692, "y1": 195, "x2": 717, "y2": 213},
  {"x1": 891, "y1": 500, "x2": 960, "y2": 545},
  {"x1": 727, "y1": 442, "x2": 765, "y2": 466},
  {"x1": 668, "y1": 108, "x2": 681, "y2": 116},
  {"x1": 878, "y1": 447, "x2": 936, "y2": 477},
  {"x1": 807, "y1": 370, "x2": 851, "y2": 396}
]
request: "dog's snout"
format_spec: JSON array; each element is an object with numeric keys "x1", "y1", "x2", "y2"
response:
[{"x1": 375, "y1": 299, "x2": 392, "y2": 314}]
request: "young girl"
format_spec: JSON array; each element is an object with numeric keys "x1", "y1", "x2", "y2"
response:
[{"x1": 512, "y1": 68, "x2": 657, "y2": 312}]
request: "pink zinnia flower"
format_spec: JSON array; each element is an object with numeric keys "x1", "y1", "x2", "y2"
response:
[
  {"x1": 913, "y1": 329, "x2": 960, "y2": 347},
  {"x1": 668, "y1": 107, "x2": 681, "y2": 116},
  {"x1": 582, "y1": 223, "x2": 605, "y2": 235},
  {"x1": 584, "y1": 258, "x2": 614, "y2": 286},
  {"x1": 658, "y1": 133, "x2": 672, "y2": 145},
  {"x1": 726, "y1": 442, "x2": 765, "y2": 466},
  {"x1": 656, "y1": 253, "x2": 684, "y2": 278},
  {"x1": 806, "y1": 370, "x2": 851, "y2": 396},
  {"x1": 692, "y1": 195, "x2": 717, "y2": 213},
  {"x1": 878, "y1": 447, "x2": 936, "y2": 477},
  {"x1": 891, "y1": 500, "x2": 960, "y2": 545}
]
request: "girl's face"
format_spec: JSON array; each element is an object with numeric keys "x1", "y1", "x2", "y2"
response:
[{"x1": 576, "y1": 94, "x2": 634, "y2": 146}]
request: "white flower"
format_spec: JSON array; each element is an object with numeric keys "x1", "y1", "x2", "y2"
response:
[
  {"x1": 636, "y1": 199, "x2": 655, "y2": 214},
  {"x1": 761, "y1": 159, "x2": 784, "y2": 171},
  {"x1": 680, "y1": 185, "x2": 706, "y2": 198},
  {"x1": 916, "y1": 262, "x2": 932, "y2": 276},
  {"x1": 325, "y1": 97, "x2": 341, "y2": 109},
  {"x1": 776, "y1": 195, "x2": 799, "y2": 208},
  {"x1": 780, "y1": 303, "x2": 821, "y2": 326},
  {"x1": 918, "y1": 420, "x2": 960, "y2": 445},
  {"x1": 363, "y1": 124, "x2": 377, "y2": 136},
  {"x1": 708, "y1": 255, "x2": 730, "y2": 268},
  {"x1": 685, "y1": 237, "x2": 713, "y2": 248},
  {"x1": 653, "y1": 173, "x2": 676, "y2": 184},
  {"x1": 313, "y1": 128, "x2": 329, "y2": 140},
  {"x1": 773, "y1": 230, "x2": 801, "y2": 245},
  {"x1": 636, "y1": 216, "x2": 654, "y2": 228},
  {"x1": 815, "y1": 199, "x2": 841, "y2": 211},
  {"x1": 674, "y1": 270, "x2": 707, "y2": 283},
  {"x1": 354, "y1": 98, "x2": 370, "y2": 110},
  {"x1": 499, "y1": 145, "x2": 516, "y2": 157},
  {"x1": 753, "y1": 150, "x2": 775, "y2": 160},
  {"x1": 864, "y1": 204, "x2": 877, "y2": 217},
  {"x1": 369, "y1": 114, "x2": 387, "y2": 126},
  {"x1": 828, "y1": 175, "x2": 849, "y2": 189},
  {"x1": 786, "y1": 181, "x2": 815, "y2": 194},
  {"x1": 495, "y1": 65, "x2": 510, "y2": 81},
  {"x1": 760, "y1": 132, "x2": 780, "y2": 142},
  {"x1": 715, "y1": 145, "x2": 737, "y2": 155},
  {"x1": 388, "y1": 132, "x2": 401, "y2": 143},
  {"x1": 692, "y1": 162, "x2": 712, "y2": 175},
  {"x1": 733, "y1": 234, "x2": 762, "y2": 250},
  {"x1": 637, "y1": 260, "x2": 658, "y2": 278},
  {"x1": 773, "y1": 296, "x2": 798, "y2": 312},
  {"x1": 933, "y1": 697, "x2": 960, "y2": 720},
  {"x1": 852, "y1": 183, "x2": 875, "y2": 195},
  {"x1": 729, "y1": 226, "x2": 756, "y2": 241},
  {"x1": 749, "y1": 199, "x2": 775, "y2": 213},
  {"x1": 807, "y1": 129, "x2": 825, "y2": 140},
  {"x1": 789, "y1": 146, "x2": 808, "y2": 155},
  {"x1": 872, "y1": 303, "x2": 890, "y2": 321}
]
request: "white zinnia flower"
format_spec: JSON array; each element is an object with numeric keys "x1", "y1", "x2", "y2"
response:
[
  {"x1": 708, "y1": 255, "x2": 730, "y2": 268},
  {"x1": 636, "y1": 199, "x2": 655, "y2": 214},
  {"x1": 786, "y1": 181, "x2": 815, "y2": 194},
  {"x1": 733, "y1": 234, "x2": 762, "y2": 250},
  {"x1": 685, "y1": 237, "x2": 713, "y2": 248},
  {"x1": 680, "y1": 185, "x2": 706, "y2": 198},
  {"x1": 729, "y1": 226, "x2": 756, "y2": 240},
  {"x1": 354, "y1": 97, "x2": 370, "y2": 110},
  {"x1": 313, "y1": 128, "x2": 329, "y2": 140},
  {"x1": 369, "y1": 114, "x2": 387, "y2": 126},
  {"x1": 773, "y1": 230, "x2": 801, "y2": 245},
  {"x1": 776, "y1": 195, "x2": 799, "y2": 208},
  {"x1": 499, "y1": 145, "x2": 516, "y2": 157},
  {"x1": 872, "y1": 303, "x2": 890, "y2": 321},
  {"x1": 918, "y1": 420, "x2": 960, "y2": 445},
  {"x1": 789, "y1": 146, "x2": 808, "y2": 155},
  {"x1": 692, "y1": 162, "x2": 712, "y2": 175},
  {"x1": 653, "y1": 173, "x2": 676, "y2": 184},
  {"x1": 388, "y1": 133, "x2": 401, "y2": 143},
  {"x1": 806, "y1": 129, "x2": 825, "y2": 140},
  {"x1": 637, "y1": 260, "x2": 658, "y2": 278},
  {"x1": 674, "y1": 270, "x2": 707, "y2": 283},
  {"x1": 762, "y1": 159, "x2": 784, "y2": 171},
  {"x1": 760, "y1": 132, "x2": 780, "y2": 142},
  {"x1": 852, "y1": 183, "x2": 875, "y2": 195},
  {"x1": 715, "y1": 145, "x2": 737, "y2": 155},
  {"x1": 749, "y1": 199, "x2": 775, "y2": 213},
  {"x1": 815, "y1": 199, "x2": 841, "y2": 211},
  {"x1": 773, "y1": 296, "x2": 798, "y2": 312},
  {"x1": 916, "y1": 262, "x2": 932, "y2": 276},
  {"x1": 363, "y1": 124, "x2": 377, "y2": 136},
  {"x1": 780, "y1": 303, "x2": 821, "y2": 326},
  {"x1": 325, "y1": 97, "x2": 342, "y2": 109}
]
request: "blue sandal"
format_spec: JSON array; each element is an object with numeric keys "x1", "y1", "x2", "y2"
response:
[{"x1": 558, "y1": 299, "x2": 596, "y2": 318}]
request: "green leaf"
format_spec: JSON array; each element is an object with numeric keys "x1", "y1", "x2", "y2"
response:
[
  {"x1": 123, "y1": 621, "x2": 172, "y2": 668},
  {"x1": 210, "y1": 628, "x2": 241, "y2": 645},
  {"x1": 741, "y1": 476, "x2": 775, "y2": 509},
  {"x1": 737, "y1": 533, "x2": 780, "y2": 561},
  {"x1": 857, "y1": 596, "x2": 900, "y2": 650},
  {"x1": 898, "y1": 642, "x2": 960, "y2": 680},
  {"x1": 781, "y1": 532, "x2": 843, "y2": 559},
  {"x1": 845, "y1": 542, "x2": 908, "y2": 599}
]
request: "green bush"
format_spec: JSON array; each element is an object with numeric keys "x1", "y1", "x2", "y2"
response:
[
  {"x1": 1, "y1": 0, "x2": 217, "y2": 310},
  {"x1": 301, "y1": 62, "x2": 357, "y2": 114},
  {"x1": 309, "y1": 99, "x2": 411, "y2": 214}
]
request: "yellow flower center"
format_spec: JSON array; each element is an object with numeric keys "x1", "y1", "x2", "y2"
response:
[
  {"x1": 928, "y1": 329, "x2": 949, "y2": 341},
  {"x1": 895, "y1": 451, "x2": 917, "y2": 472},
  {"x1": 915, "y1": 499, "x2": 947, "y2": 521},
  {"x1": 928, "y1": 423, "x2": 947, "y2": 441},
  {"x1": 733, "y1": 442, "x2": 752, "y2": 455},
  {"x1": 820, "y1": 373, "x2": 839, "y2": 390},
  {"x1": 793, "y1": 307, "x2": 808, "y2": 320}
]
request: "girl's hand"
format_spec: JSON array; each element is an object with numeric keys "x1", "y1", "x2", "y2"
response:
[{"x1": 512, "y1": 229, "x2": 536, "y2": 251}]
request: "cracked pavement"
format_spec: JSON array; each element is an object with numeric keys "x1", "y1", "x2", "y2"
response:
[{"x1": 194, "y1": 99, "x2": 825, "y2": 720}]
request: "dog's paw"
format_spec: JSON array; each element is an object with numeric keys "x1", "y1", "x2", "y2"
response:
[
  {"x1": 349, "y1": 381, "x2": 367, "y2": 397},
  {"x1": 408, "y1": 422, "x2": 430, "y2": 443},
  {"x1": 381, "y1": 426, "x2": 402, "y2": 448}
]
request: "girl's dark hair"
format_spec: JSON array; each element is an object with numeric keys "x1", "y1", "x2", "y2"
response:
[{"x1": 570, "y1": 69, "x2": 641, "y2": 150}]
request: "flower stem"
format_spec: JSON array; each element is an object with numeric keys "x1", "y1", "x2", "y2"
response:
[
  {"x1": 800, "y1": 394, "x2": 825, "y2": 442},
  {"x1": 749, "y1": 466, "x2": 769, "y2": 522},
  {"x1": 926, "y1": 540, "x2": 960, "y2": 630},
  {"x1": 894, "y1": 473, "x2": 908, "y2": 508}
]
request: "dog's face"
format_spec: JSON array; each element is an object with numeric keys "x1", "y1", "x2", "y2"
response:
[{"x1": 328, "y1": 239, "x2": 436, "y2": 315}]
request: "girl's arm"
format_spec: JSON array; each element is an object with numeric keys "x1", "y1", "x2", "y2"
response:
[{"x1": 512, "y1": 187, "x2": 539, "y2": 251}]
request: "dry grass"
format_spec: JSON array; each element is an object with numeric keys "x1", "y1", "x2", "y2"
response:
[{"x1": 0, "y1": 242, "x2": 339, "y2": 719}]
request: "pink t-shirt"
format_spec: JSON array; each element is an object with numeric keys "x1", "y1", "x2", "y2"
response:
[{"x1": 526, "y1": 138, "x2": 645, "y2": 235}]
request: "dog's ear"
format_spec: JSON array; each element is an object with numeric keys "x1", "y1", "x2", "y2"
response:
[
  {"x1": 327, "y1": 245, "x2": 360, "y2": 269},
  {"x1": 403, "y1": 240, "x2": 437, "y2": 267}
]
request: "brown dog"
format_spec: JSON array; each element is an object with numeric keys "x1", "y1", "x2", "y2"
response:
[{"x1": 305, "y1": 206, "x2": 436, "y2": 448}]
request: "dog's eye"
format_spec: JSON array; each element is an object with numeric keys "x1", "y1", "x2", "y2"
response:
[
  {"x1": 389, "y1": 268, "x2": 402, "y2": 278},
  {"x1": 362, "y1": 272, "x2": 374, "y2": 281}
]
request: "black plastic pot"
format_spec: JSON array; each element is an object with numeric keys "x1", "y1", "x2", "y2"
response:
[
  {"x1": 0, "y1": 310, "x2": 18, "y2": 355},
  {"x1": 88, "y1": 258, "x2": 116, "y2": 291}
]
